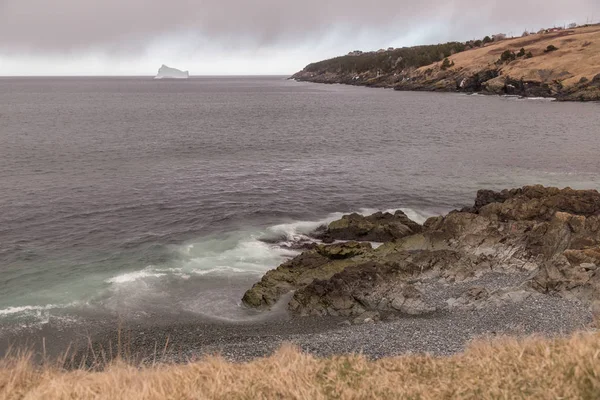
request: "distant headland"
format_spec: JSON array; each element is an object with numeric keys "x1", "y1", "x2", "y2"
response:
[{"x1": 292, "y1": 24, "x2": 600, "y2": 101}]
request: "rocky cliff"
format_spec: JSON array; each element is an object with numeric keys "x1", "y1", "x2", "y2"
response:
[
  {"x1": 292, "y1": 26, "x2": 600, "y2": 101},
  {"x1": 243, "y1": 185, "x2": 600, "y2": 325}
]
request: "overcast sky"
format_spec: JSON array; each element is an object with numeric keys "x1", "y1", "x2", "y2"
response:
[{"x1": 1, "y1": 0, "x2": 599, "y2": 76}]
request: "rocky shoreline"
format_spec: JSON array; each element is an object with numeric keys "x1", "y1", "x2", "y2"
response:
[
  {"x1": 243, "y1": 185, "x2": 600, "y2": 327},
  {"x1": 5, "y1": 186, "x2": 598, "y2": 364},
  {"x1": 291, "y1": 71, "x2": 600, "y2": 101}
]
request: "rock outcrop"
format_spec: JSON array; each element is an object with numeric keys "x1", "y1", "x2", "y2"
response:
[
  {"x1": 243, "y1": 185, "x2": 600, "y2": 323},
  {"x1": 314, "y1": 210, "x2": 422, "y2": 243},
  {"x1": 242, "y1": 242, "x2": 372, "y2": 308}
]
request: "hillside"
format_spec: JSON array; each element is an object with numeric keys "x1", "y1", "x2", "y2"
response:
[{"x1": 292, "y1": 25, "x2": 600, "y2": 100}]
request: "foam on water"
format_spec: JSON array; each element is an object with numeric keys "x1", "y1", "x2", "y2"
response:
[
  {"x1": 106, "y1": 270, "x2": 167, "y2": 284},
  {"x1": 4, "y1": 207, "x2": 435, "y2": 324},
  {"x1": 0, "y1": 304, "x2": 66, "y2": 317},
  {"x1": 103, "y1": 207, "x2": 433, "y2": 287}
]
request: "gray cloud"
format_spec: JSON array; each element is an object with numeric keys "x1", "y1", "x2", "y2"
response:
[{"x1": 2, "y1": 0, "x2": 600, "y2": 54}]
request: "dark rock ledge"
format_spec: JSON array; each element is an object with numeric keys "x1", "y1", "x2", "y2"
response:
[{"x1": 243, "y1": 185, "x2": 600, "y2": 325}]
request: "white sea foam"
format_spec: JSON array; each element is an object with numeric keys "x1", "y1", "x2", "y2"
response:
[
  {"x1": 107, "y1": 207, "x2": 434, "y2": 286},
  {"x1": 106, "y1": 270, "x2": 166, "y2": 284},
  {"x1": 267, "y1": 207, "x2": 431, "y2": 242},
  {"x1": 191, "y1": 266, "x2": 248, "y2": 276},
  {"x1": 524, "y1": 97, "x2": 556, "y2": 101},
  {"x1": 0, "y1": 302, "x2": 78, "y2": 317},
  {"x1": 182, "y1": 235, "x2": 294, "y2": 275},
  {"x1": 2, "y1": 207, "x2": 437, "y2": 325}
]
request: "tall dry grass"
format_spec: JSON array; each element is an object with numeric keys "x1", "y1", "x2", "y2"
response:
[{"x1": 1, "y1": 331, "x2": 600, "y2": 399}]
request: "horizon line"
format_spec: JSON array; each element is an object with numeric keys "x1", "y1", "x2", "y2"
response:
[{"x1": 0, "y1": 74, "x2": 293, "y2": 78}]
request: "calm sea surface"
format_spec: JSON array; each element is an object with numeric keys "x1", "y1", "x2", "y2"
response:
[{"x1": 0, "y1": 76, "x2": 599, "y2": 333}]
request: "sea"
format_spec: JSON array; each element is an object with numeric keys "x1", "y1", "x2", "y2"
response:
[{"x1": 0, "y1": 76, "x2": 599, "y2": 342}]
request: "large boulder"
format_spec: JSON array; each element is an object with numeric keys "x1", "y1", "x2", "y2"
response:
[{"x1": 316, "y1": 210, "x2": 422, "y2": 242}]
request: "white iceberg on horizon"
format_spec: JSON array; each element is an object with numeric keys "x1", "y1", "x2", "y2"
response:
[{"x1": 155, "y1": 65, "x2": 189, "y2": 79}]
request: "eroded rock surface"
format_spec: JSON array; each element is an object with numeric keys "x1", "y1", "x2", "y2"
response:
[
  {"x1": 314, "y1": 210, "x2": 422, "y2": 243},
  {"x1": 243, "y1": 185, "x2": 600, "y2": 324}
]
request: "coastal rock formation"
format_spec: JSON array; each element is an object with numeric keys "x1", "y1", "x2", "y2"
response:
[
  {"x1": 289, "y1": 261, "x2": 436, "y2": 317},
  {"x1": 243, "y1": 185, "x2": 600, "y2": 322},
  {"x1": 242, "y1": 242, "x2": 372, "y2": 308},
  {"x1": 314, "y1": 210, "x2": 422, "y2": 243}
]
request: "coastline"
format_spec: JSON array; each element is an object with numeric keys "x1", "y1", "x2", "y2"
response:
[
  {"x1": 4, "y1": 185, "x2": 600, "y2": 364},
  {"x1": 290, "y1": 25, "x2": 600, "y2": 102},
  {"x1": 289, "y1": 76, "x2": 588, "y2": 102},
  {"x1": 1, "y1": 295, "x2": 590, "y2": 364}
]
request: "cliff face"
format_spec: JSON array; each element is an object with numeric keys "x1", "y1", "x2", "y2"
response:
[{"x1": 292, "y1": 26, "x2": 600, "y2": 101}]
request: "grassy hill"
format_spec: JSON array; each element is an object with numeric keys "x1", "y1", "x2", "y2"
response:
[{"x1": 292, "y1": 25, "x2": 600, "y2": 101}]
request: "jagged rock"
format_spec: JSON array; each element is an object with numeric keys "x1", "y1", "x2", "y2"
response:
[
  {"x1": 462, "y1": 189, "x2": 512, "y2": 213},
  {"x1": 289, "y1": 261, "x2": 436, "y2": 317},
  {"x1": 245, "y1": 185, "x2": 600, "y2": 317},
  {"x1": 474, "y1": 185, "x2": 600, "y2": 221},
  {"x1": 315, "y1": 210, "x2": 421, "y2": 243},
  {"x1": 448, "y1": 287, "x2": 539, "y2": 310},
  {"x1": 315, "y1": 241, "x2": 372, "y2": 259},
  {"x1": 242, "y1": 242, "x2": 372, "y2": 308}
]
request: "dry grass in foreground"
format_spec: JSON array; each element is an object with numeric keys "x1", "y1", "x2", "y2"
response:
[{"x1": 1, "y1": 331, "x2": 600, "y2": 399}]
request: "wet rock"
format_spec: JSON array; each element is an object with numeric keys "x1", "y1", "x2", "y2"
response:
[
  {"x1": 448, "y1": 287, "x2": 539, "y2": 310},
  {"x1": 290, "y1": 261, "x2": 437, "y2": 317},
  {"x1": 316, "y1": 210, "x2": 422, "y2": 242},
  {"x1": 246, "y1": 185, "x2": 600, "y2": 316},
  {"x1": 315, "y1": 241, "x2": 372, "y2": 259},
  {"x1": 474, "y1": 185, "x2": 600, "y2": 221},
  {"x1": 242, "y1": 242, "x2": 372, "y2": 308}
]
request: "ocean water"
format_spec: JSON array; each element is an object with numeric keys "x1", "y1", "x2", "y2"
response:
[{"x1": 0, "y1": 76, "x2": 599, "y2": 335}]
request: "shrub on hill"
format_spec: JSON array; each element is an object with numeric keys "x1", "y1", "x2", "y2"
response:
[
  {"x1": 440, "y1": 58, "x2": 455, "y2": 70},
  {"x1": 303, "y1": 42, "x2": 467, "y2": 74},
  {"x1": 498, "y1": 50, "x2": 517, "y2": 64},
  {"x1": 544, "y1": 45, "x2": 559, "y2": 53}
]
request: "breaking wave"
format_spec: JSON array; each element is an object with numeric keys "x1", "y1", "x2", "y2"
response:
[{"x1": 2, "y1": 207, "x2": 434, "y2": 325}]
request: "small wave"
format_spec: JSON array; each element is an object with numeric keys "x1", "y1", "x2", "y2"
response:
[
  {"x1": 106, "y1": 270, "x2": 166, "y2": 284},
  {"x1": 0, "y1": 302, "x2": 78, "y2": 317},
  {"x1": 501, "y1": 95, "x2": 556, "y2": 102},
  {"x1": 191, "y1": 266, "x2": 249, "y2": 276},
  {"x1": 523, "y1": 97, "x2": 556, "y2": 101}
]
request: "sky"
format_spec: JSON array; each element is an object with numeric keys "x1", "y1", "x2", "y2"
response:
[{"x1": 1, "y1": 0, "x2": 599, "y2": 76}]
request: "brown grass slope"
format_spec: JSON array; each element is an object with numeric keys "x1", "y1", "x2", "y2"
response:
[
  {"x1": 2, "y1": 331, "x2": 600, "y2": 399},
  {"x1": 439, "y1": 26, "x2": 600, "y2": 86}
]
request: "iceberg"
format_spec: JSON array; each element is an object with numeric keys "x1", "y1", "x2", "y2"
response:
[{"x1": 154, "y1": 65, "x2": 190, "y2": 79}]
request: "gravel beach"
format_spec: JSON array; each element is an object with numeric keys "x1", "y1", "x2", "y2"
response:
[
  {"x1": 1, "y1": 270, "x2": 593, "y2": 364},
  {"x1": 106, "y1": 292, "x2": 591, "y2": 363}
]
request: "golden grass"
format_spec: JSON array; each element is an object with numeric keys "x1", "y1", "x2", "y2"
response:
[
  {"x1": 1, "y1": 331, "x2": 600, "y2": 399},
  {"x1": 423, "y1": 25, "x2": 600, "y2": 86}
]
